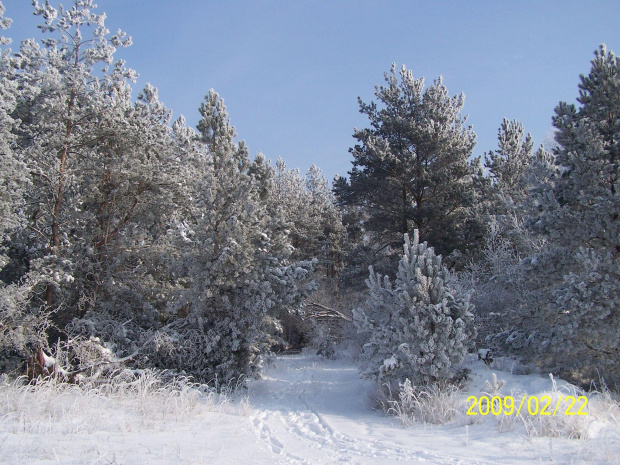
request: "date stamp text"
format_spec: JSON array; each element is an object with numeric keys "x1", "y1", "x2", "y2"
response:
[{"x1": 466, "y1": 395, "x2": 588, "y2": 416}]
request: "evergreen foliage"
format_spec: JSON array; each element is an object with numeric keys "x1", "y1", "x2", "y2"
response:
[
  {"x1": 0, "y1": 1, "x2": 318, "y2": 384},
  {"x1": 522, "y1": 45, "x2": 620, "y2": 383},
  {"x1": 1, "y1": 1, "x2": 618, "y2": 394},
  {"x1": 12, "y1": 0, "x2": 138, "y2": 324},
  {"x1": 334, "y1": 64, "x2": 483, "y2": 265},
  {"x1": 0, "y1": 1, "x2": 49, "y2": 371},
  {"x1": 469, "y1": 46, "x2": 620, "y2": 387},
  {"x1": 484, "y1": 119, "x2": 535, "y2": 215},
  {"x1": 272, "y1": 159, "x2": 345, "y2": 277},
  {"x1": 258, "y1": 158, "x2": 346, "y2": 348},
  {"x1": 462, "y1": 121, "x2": 545, "y2": 350},
  {"x1": 354, "y1": 231, "x2": 476, "y2": 385},
  {"x1": 149, "y1": 91, "x2": 315, "y2": 383}
]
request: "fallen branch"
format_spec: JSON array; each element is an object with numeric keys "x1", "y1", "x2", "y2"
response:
[
  {"x1": 62, "y1": 319, "x2": 188, "y2": 377},
  {"x1": 304, "y1": 301, "x2": 351, "y2": 322}
]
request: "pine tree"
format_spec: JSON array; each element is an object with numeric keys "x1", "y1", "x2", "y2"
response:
[
  {"x1": 484, "y1": 119, "x2": 535, "y2": 214},
  {"x1": 518, "y1": 45, "x2": 620, "y2": 384},
  {"x1": 0, "y1": 1, "x2": 188, "y2": 375},
  {"x1": 334, "y1": 64, "x2": 482, "y2": 263},
  {"x1": 12, "y1": 0, "x2": 134, "y2": 322},
  {"x1": 155, "y1": 92, "x2": 315, "y2": 383},
  {"x1": 354, "y1": 231, "x2": 476, "y2": 385},
  {"x1": 463, "y1": 121, "x2": 542, "y2": 349},
  {"x1": 0, "y1": 2, "x2": 26, "y2": 246},
  {"x1": 272, "y1": 159, "x2": 344, "y2": 276},
  {"x1": 65, "y1": 83, "x2": 180, "y2": 363},
  {"x1": 0, "y1": 2, "x2": 52, "y2": 373},
  {"x1": 266, "y1": 159, "x2": 348, "y2": 347}
]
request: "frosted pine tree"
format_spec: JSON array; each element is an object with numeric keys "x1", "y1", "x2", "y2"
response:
[
  {"x1": 0, "y1": 1, "x2": 189, "y2": 375},
  {"x1": 171, "y1": 91, "x2": 266, "y2": 382},
  {"x1": 517, "y1": 45, "x2": 620, "y2": 384},
  {"x1": 13, "y1": 0, "x2": 134, "y2": 323},
  {"x1": 267, "y1": 159, "x2": 347, "y2": 347},
  {"x1": 334, "y1": 64, "x2": 483, "y2": 263},
  {"x1": 0, "y1": 2, "x2": 26, "y2": 245},
  {"x1": 272, "y1": 159, "x2": 344, "y2": 275},
  {"x1": 156, "y1": 91, "x2": 314, "y2": 383},
  {"x1": 304, "y1": 164, "x2": 345, "y2": 277},
  {"x1": 354, "y1": 231, "x2": 476, "y2": 385},
  {"x1": 466, "y1": 121, "x2": 546, "y2": 350},
  {"x1": 0, "y1": 2, "x2": 52, "y2": 372},
  {"x1": 484, "y1": 119, "x2": 535, "y2": 215},
  {"x1": 65, "y1": 83, "x2": 180, "y2": 367}
]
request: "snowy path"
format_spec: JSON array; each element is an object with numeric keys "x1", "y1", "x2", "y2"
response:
[
  {"x1": 247, "y1": 355, "x2": 507, "y2": 465},
  {"x1": 2, "y1": 354, "x2": 617, "y2": 464}
]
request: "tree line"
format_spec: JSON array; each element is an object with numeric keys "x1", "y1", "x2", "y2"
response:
[{"x1": 0, "y1": 1, "x2": 617, "y2": 389}]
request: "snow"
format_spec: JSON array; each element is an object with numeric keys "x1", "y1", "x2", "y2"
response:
[
  {"x1": 1, "y1": 354, "x2": 619, "y2": 464},
  {"x1": 382, "y1": 355, "x2": 399, "y2": 372},
  {"x1": 39, "y1": 350, "x2": 55, "y2": 369}
]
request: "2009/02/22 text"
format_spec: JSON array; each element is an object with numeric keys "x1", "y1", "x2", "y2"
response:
[{"x1": 466, "y1": 395, "x2": 588, "y2": 416}]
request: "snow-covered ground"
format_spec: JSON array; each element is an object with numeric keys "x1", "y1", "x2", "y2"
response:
[{"x1": 1, "y1": 354, "x2": 619, "y2": 464}]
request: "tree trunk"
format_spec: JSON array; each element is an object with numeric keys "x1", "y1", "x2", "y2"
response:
[
  {"x1": 45, "y1": 90, "x2": 74, "y2": 307},
  {"x1": 401, "y1": 185, "x2": 408, "y2": 235}
]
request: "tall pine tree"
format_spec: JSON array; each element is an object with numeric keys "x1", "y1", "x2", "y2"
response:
[
  {"x1": 334, "y1": 64, "x2": 482, "y2": 266},
  {"x1": 13, "y1": 0, "x2": 134, "y2": 321},
  {"x1": 154, "y1": 91, "x2": 315, "y2": 383},
  {"x1": 505, "y1": 45, "x2": 620, "y2": 385}
]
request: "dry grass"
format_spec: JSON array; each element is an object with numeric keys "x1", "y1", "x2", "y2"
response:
[
  {"x1": 0, "y1": 370, "x2": 238, "y2": 437},
  {"x1": 514, "y1": 375, "x2": 620, "y2": 440},
  {"x1": 369, "y1": 379, "x2": 465, "y2": 426}
]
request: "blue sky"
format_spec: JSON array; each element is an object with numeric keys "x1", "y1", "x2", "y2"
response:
[{"x1": 4, "y1": 1, "x2": 620, "y2": 181}]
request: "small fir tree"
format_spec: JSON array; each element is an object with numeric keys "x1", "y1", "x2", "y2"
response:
[{"x1": 354, "y1": 231, "x2": 476, "y2": 385}]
